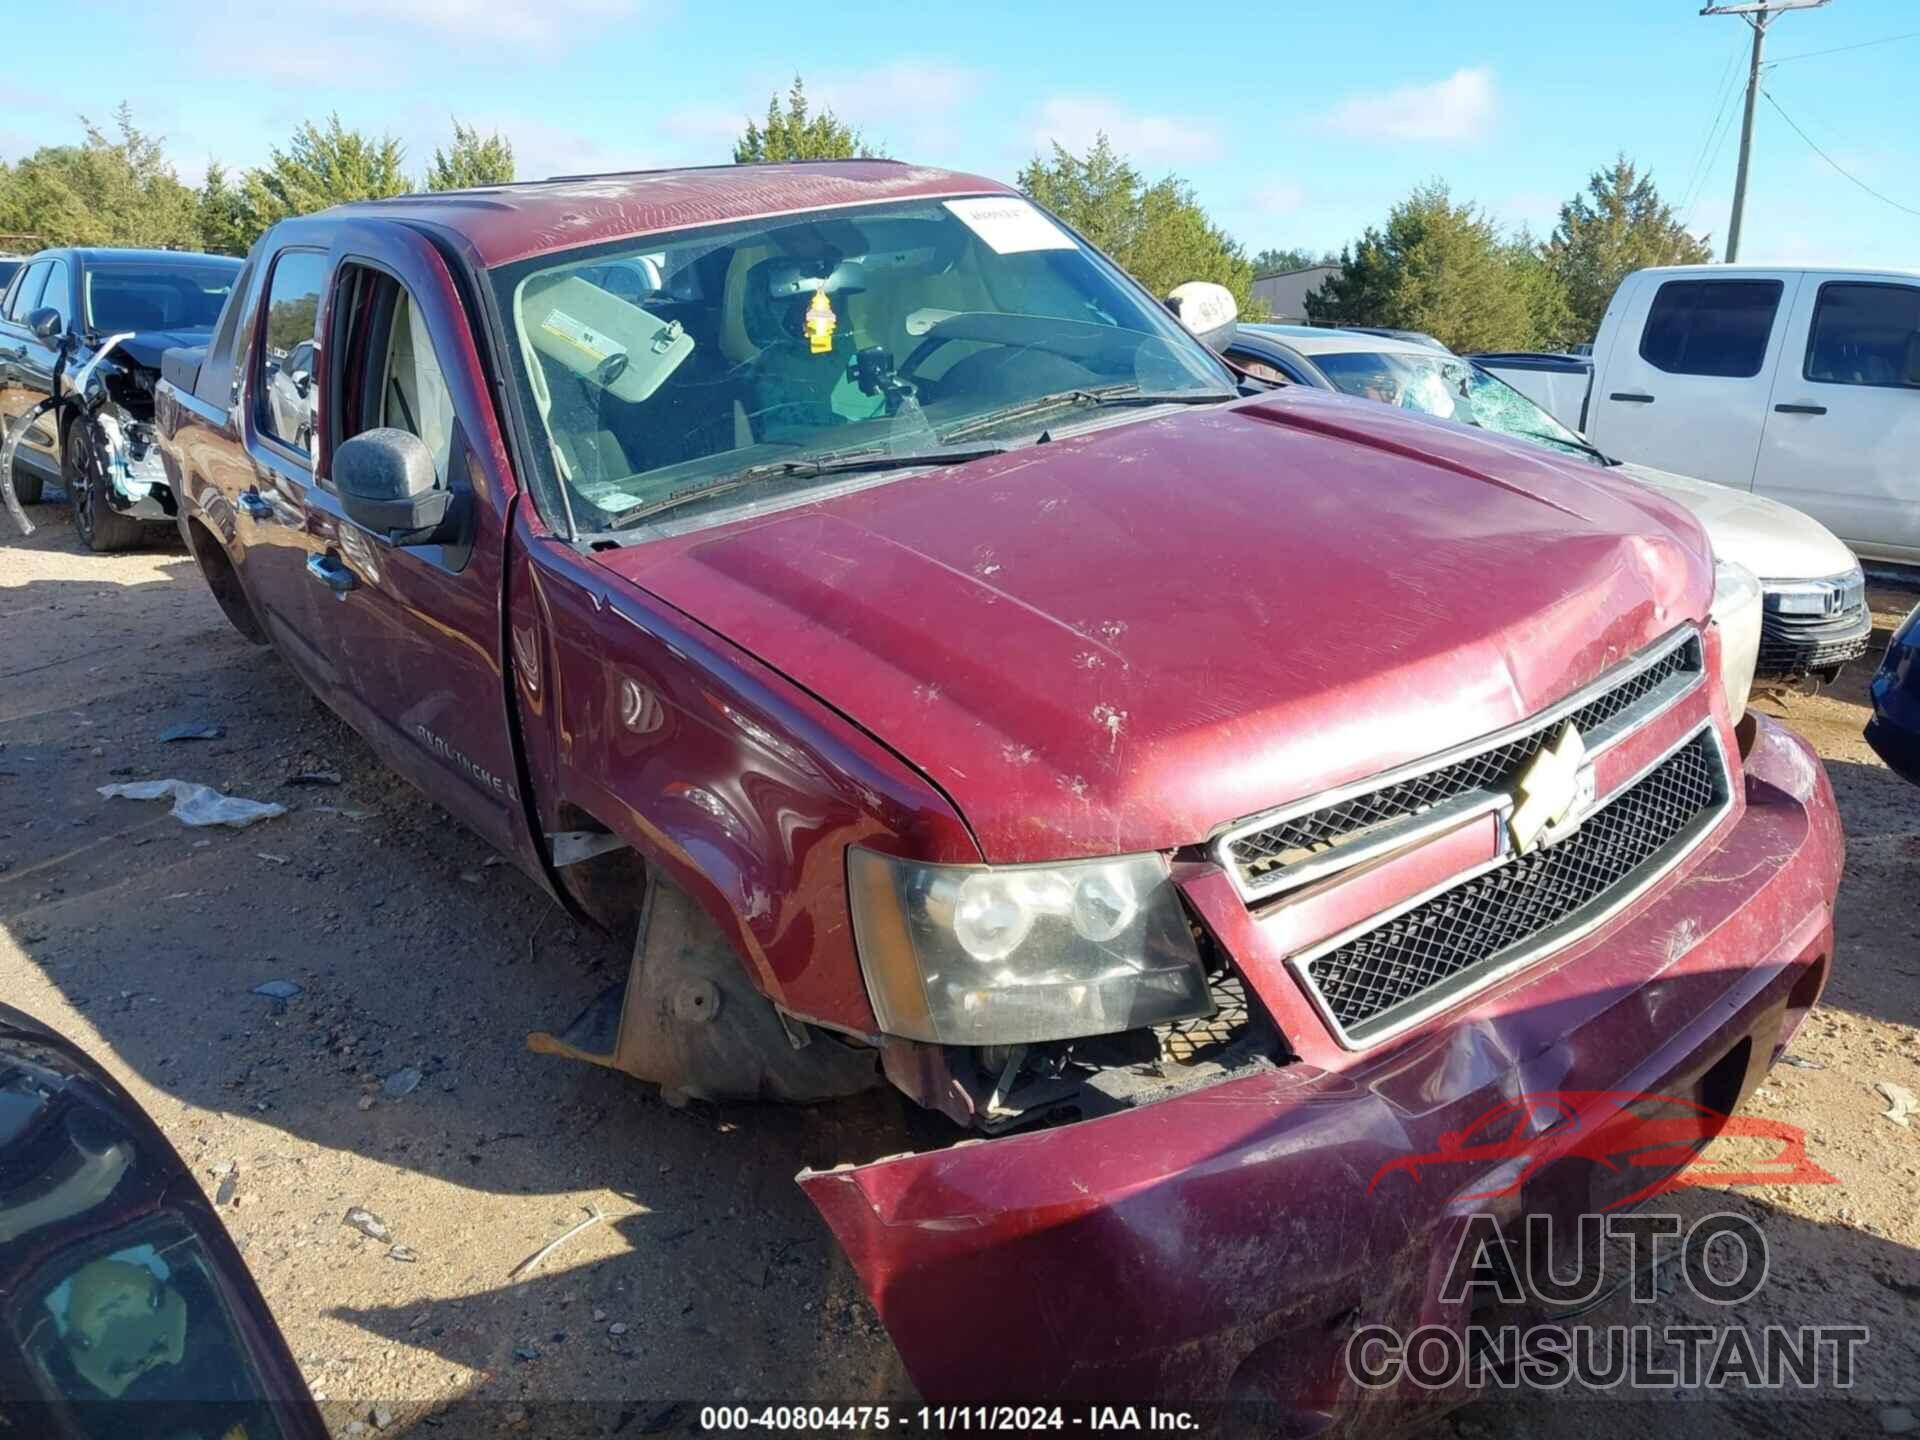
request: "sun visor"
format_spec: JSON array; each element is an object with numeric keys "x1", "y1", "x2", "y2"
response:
[{"x1": 524, "y1": 275, "x2": 693, "y2": 403}]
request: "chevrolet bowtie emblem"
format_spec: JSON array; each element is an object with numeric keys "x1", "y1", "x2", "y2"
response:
[{"x1": 1509, "y1": 722, "x2": 1595, "y2": 854}]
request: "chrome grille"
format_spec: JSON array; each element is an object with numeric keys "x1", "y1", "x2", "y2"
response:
[
  {"x1": 1219, "y1": 631, "x2": 1705, "y2": 897},
  {"x1": 1299, "y1": 727, "x2": 1729, "y2": 1046},
  {"x1": 1757, "y1": 609, "x2": 1870, "y2": 678}
]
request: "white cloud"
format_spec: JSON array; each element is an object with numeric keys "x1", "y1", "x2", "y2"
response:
[
  {"x1": 1251, "y1": 181, "x2": 1305, "y2": 218},
  {"x1": 1324, "y1": 67, "x2": 1495, "y2": 144},
  {"x1": 1030, "y1": 96, "x2": 1222, "y2": 167}
]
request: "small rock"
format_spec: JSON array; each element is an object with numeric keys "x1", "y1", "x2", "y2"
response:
[
  {"x1": 1779, "y1": 1054, "x2": 1824, "y2": 1069},
  {"x1": 357, "y1": 1095, "x2": 376, "y2": 1112},
  {"x1": 608, "y1": 1322, "x2": 628, "y2": 1336},
  {"x1": 388, "y1": 1245, "x2": 418, "y2": 1263},
  {"x1": 251, "y1": 980, "x2": 302, "y2": 1000},
  {"x1": 343, "y1": 1425, "x2": 369, "y2": 1439},
  {"x1": 286, "y1": 770, "x2": 343, "y2": 787},
  {"x1": 513, "y1": 1345, "x2": 540, "y2": 1363},
  {"x1": 342, "y1": 1207, "x2": 391, "y2": 1243},
  {"x1": 214, "y1": 1172, "x2": 237, "y2": 1207},
  {"x1": 458, "y1": 870, "x2": 482, "y2": 886},
  {"x1": 383, "y1": 1066, "x2": 422, "y2": 1098},
  {"x1": 371, "y1": 1404, "x2": 394, "y2": 1430},
  {"x1": 1881, "y1": 1407, "x2": 1917, "y2": 1436},
  {"x1": 592, "y1": 1308, "x2": 606, "y2": 1322}
]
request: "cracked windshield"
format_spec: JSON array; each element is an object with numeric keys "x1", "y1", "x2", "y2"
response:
[
  {"x1": 494, "y1": 195, "x2": 1235, "y2": 531},
  {"x1": 1312, "y1": 349, "x2": 1601, "y2": 463}
]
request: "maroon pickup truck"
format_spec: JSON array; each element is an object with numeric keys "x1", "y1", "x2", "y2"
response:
[{"x1": 155, "y1": 161, "x2": 1843, "y2": 1417}]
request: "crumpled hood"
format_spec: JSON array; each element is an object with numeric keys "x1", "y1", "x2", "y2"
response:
[
  {"x1": 1612, "y1": 460, "x2": 1857, "y2": 583},
  {"x1": 107, "y1": 329, "x2": 210, "y2": 374},
  {"x1": 598, "y1": 389, "x2": 1711, "y2": 862}
]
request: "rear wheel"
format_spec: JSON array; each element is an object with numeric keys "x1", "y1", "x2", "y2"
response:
[{"x1": 66, "y1": 421, "x2": 143, "y2": 553}]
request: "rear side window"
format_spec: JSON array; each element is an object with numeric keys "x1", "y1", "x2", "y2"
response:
[
  {"x1": 255, "y1": 250, "x2": 328, "y2": 458},
  {"x1": 1639, "y1": 279, "x2": 1783, "y2": 378},
  {"x1": 1804, "y1": 282, "x2": 1920, "y2": 389}
]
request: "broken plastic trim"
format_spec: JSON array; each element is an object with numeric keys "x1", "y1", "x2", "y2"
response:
[{"x1": 0, "y1": 331, "x2": 136, "y2": 538}]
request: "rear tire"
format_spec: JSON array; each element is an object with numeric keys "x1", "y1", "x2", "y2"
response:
[
  {"x1": 9, "y1": 464, "x2": 42, "y2": 506},
  {"x1": 66, "y1": 422, "x2": 143, "y2": 553}
]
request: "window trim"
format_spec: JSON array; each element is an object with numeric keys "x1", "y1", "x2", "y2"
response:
[
  {"x1": 5, "y1": 261, "x2": 49, "y2": 324},
  {"x1": 36, "y1": 258, "x2": 72, "y2": 333},
  {"x1": 249, "y1": 246, "x2": 330, "y2": 468},
  {"x1": 1637, "y1": 277, "x2": 1785, "y2": 380},
  {"x1": 1800, "y1": 279, "x2": 1920, "y2": 391}
]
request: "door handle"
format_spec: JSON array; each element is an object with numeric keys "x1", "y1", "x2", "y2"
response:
[
  {"x1": 306, "y1": 553, "x2": 358, "y2": 595},
  {"x1": 1773, "y1": 403, "x2": 1827, "y2": 415},
  {"x1": 1608, "y1": 392, "x2": 1655, "y2": 404},
  {"x1": 236, "y1": 490, "x2": 273, "y2": 519}
]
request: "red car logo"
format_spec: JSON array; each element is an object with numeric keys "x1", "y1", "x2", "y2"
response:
[{"x1": 1369, "y1": 1089, "x2": 1837, "y2": 1211}]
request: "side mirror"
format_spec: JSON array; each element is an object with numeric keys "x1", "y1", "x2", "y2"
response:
[
  {"x1": 333, "y1": 427, "x2": 450, "y2": 539},
  {"x1": 26, "y1": 306, "x2": 64, "y2": 343},
  {"x1": 1164, "y1": 281, "x2": 1239, "y2": 352}
]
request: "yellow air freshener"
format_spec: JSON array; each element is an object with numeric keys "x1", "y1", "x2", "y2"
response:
[{"x1": 805, "y1": 287, "x2": 836, "y2": 354}]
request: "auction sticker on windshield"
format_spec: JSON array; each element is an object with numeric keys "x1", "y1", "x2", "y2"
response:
[{"x1": 943, "y1": 197, "x2": 1075, "y2": 254}]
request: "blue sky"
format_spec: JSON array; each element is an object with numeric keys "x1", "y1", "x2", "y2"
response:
[{"x1": 3, "y1": 0, "x2": 1914, "y2": 266}]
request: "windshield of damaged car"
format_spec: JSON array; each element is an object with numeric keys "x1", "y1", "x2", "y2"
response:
[
  {"x1": 491, "y1": 196, "x2": 1236, "y2": 532},
  {"x1": 83, "y1": 262, "x2": 241, "y2": 335},
  {"x1": 1313, "y1": 350, "x2": 1601, "y2": 462}
]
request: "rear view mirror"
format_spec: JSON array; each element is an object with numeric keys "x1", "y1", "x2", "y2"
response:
[
  {"x1": 1165, "y1": 281, "x2": 1239, "y2": 352},
  {"x1": 26, "y1": 307, "x2": 63, "y2": 343},
  {"x1": 333, "y1": 427, "x2": 450, "y2": 539}
]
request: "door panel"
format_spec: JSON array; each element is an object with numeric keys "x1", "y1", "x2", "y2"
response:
[
  {"x1": 1754, "y1": 276, "x2": 1920, "y2": 560},
  {"x1": 296, "y1": 227, "x2": 534, "y2": 864},
  {"x1": 1588, "y1": 272, "x2": 1800, "y2": 491},
  {"x1": 10, "y1": 259, "x2": 70, "y2": 478}
]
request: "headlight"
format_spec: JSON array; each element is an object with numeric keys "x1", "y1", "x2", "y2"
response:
[
  {"x1": 1710, "y1": 559, "x2": 1762, "y2": 725},
  {"x1": 847, "y1": 848, "x2": 1211, "y2": 1045}
]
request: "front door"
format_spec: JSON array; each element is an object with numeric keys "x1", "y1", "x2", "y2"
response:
[
  {"x1": 232, "y1": 247, "x2": 334, "y2": 695},
  {"x1": 9, "y1": 258, "x2": 69, "y2": 482},
  {"x1": 1753, "y1": 275, "x2": 1920, "y2": 562},
  {"x1": 1588, "y1": 271, "x2": 1800, "y2": 491},
  {"x1": 293, "y1": 224, "x2": 533, "y2": 862}
]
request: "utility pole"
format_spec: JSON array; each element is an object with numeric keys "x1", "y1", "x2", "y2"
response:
[{"x1": 1701, "y1": 0, "x2": 1830, "y2": 263}]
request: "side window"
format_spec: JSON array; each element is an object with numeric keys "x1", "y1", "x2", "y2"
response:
[
  {"x1": 254, "y1": 250, "x2": 327, "y2": 457},
  {"x1": 1639, "y1": 279, "x2": 1783, "y2": 379},
  {"x1": 1804, "y1": 282, "x2": 1920, "y2": 389},
  {"x1": 36, "y1": 260, "x2": 71, "y2": 333},
  {"x1": 6, "y1": 261, "x2": 49, "y2": 322},
  {"x1": 334, "y1": 266, "x2": 457, "y2": 484}
]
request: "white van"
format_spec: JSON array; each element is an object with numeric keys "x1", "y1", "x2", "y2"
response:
[{"x1": 1477, "y1": 265, "x2": 1920, "y2": 566}]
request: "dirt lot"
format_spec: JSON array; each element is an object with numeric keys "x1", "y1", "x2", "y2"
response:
[{"x1": 2, "y1": 497, "x2": 1916, "y2": 1437}]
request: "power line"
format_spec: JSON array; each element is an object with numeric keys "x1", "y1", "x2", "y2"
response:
[
  {"x1": 1767, "y1": 29, "x2": 1920, "y2": 64},
  {"x1": 1680, "y1": 33, "x2": 1748, "y2": 218},
  {"x1": 1761, "y1": 88, "x2": 1920, "y2": 219}
]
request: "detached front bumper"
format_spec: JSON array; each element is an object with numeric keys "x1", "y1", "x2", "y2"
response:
[{"x1": 801, "y1": 715, "x2": 1841, "y2": 1412}]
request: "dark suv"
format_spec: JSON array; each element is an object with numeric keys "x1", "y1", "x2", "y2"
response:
[{"x1": 0, "y1": 248, "x2": 239, "y2": 549}]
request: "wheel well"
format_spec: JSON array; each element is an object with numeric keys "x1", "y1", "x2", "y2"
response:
[
  {"x1": 185, "y1": 514, "x2": 269, "y2": 644},
  {"x1": 550, "y1": 801, "x2": 649, "y2": 937}
]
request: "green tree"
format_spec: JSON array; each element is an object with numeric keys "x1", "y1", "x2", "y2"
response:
[
  {"x1": 426, "y1": 122, "x2": 515, "y2": 191},
  {"x1": 0, "y1": 104, "x2": 199, "y2": 249},
  {"x1": 734, "y1": 77, "x2": 878, "y2": 163},
  {"x1": 1545, "y1": 155, "x2": 1712, "y2": 343},
  {"x1": 197, "y1": 161, "x2": 250, "y2": 255},
  {"x1": 1504, "y1": 226, "x2": 1579, "y2": 353},
  {"x1": 238, "y1": 115, "x2": 409, "y2": 246},
  {"x1": 1018, "y1": 135, "x2": 1259, "y2": 316},
  {"x1": 1251, "y1": 246, "x2": 1337, "y2": 276},
  {"x1": 1305, "y1": 182, "x2": 1548, "y2": 352}
]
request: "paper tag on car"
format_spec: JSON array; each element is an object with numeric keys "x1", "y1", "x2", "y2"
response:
[{"x1": 943, "y1": 197, "x2": 1075, "y2": 255}]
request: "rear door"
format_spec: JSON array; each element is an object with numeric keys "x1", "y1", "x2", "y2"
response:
[
  {"x1": 1586, "y1": 271, "x2": 1799, "y2": 490},
  {"x1": 291, "y1": 222, "x2": 534, "y2": 861},
  {"x1": 1752, "y1": 274, "x2": 1920, "y2": 560}
]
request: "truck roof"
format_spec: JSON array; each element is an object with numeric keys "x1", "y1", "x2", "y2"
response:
[
  {"x1": 1627, "y1": 262, "x2": 1920, "y2": 281},
  {"x1": 323, "y1": 160, "x2": 1017, "y2": 268}
]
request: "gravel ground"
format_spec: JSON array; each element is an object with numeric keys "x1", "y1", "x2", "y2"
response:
[{"x1": 2, "y1": 498, "x2": 1915, "y2": 1437}]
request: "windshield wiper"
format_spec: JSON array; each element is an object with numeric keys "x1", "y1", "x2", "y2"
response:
[
  {"x1": 603, "y1": 445, "x2": 1009, "y2": 528},
  {"x1": 940, "y1": 383, "x2": 1235, "y2": 443}
]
